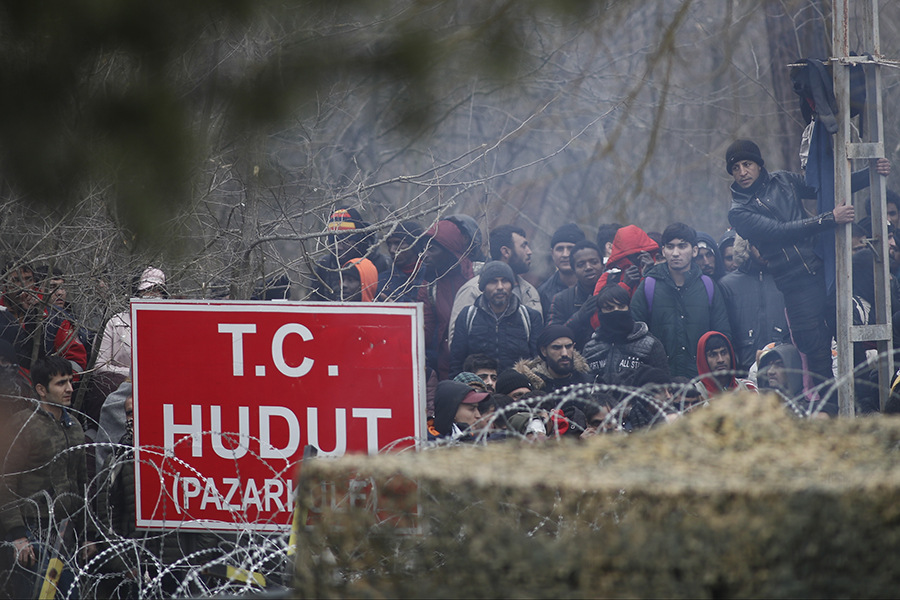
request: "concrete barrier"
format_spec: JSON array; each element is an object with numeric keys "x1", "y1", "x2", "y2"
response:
[{"x1": 293, "y1": 394, "x2": 900, "y2": 597}]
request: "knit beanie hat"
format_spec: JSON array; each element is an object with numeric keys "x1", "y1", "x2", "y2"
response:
[
  {"x1": 496, "y1": 369, "x2": 533, "y2": 396},
  {"x1": 327, "y1": 207, "x2": 364, "y2": 231},
  {"x1": 550, "y1": 223, "x2": 586, "y2": 248},
  {"x1": 479, "y1": 261, "x2": 516, "y2": 291},
  {"x1": 536, "y1": 325, "x2": 575, "y2": 354},
  {"x1": 725, "y1": 140, "x2": 764, "y2": 174}
]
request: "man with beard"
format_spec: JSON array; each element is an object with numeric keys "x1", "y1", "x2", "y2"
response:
[
  {"x1": 449, "y1": 261, "x2": 542, "y2": 378},
  {"x1": 726, "y1": 139, "x2": 889, "y2": 388},
  {"x1": 694, "y1": 331, "x2": 757, "y2": 400},
  {"x1": 513, "y1": 325, "x2": 590, "y2": 395},
  {"x1": 449, "y1": 225, "x2": 542, "y2": 345},
  {"x1": 694, "y1": 232, "x2": 725, "y2": 280},
  {"x1": 550, "y1": 240, "x2": 603, "y2": 350},
  {"x1": 583, "y1": 284, "x2": 669, "y2": 386}
]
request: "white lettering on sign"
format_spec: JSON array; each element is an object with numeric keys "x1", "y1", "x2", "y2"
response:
[
  {"x1": 217, "y1": 323, "x2": 257, "y2": 376},
  {"x1": 163, "y1": 404, "x2": 203, "y2": 457},
  {"x1": 306, "y1": 407, "x2": 347, "y2": 458},
  {"x1": 211, "y1": 405, "x2": 250, "y2": 459},
  {"x1": 259, "y1": 406, "x2": 301, "y2": 459},
  {"x1": 176, "y1": 476, "x2": 294, "y2": 513},
  {"x1": 352, "y1": 408, "x2": 392, "y2": 455},
  {"x1": 162, "y1": 405, "x2": 394, "y2": 458},
  {"x1": 271, "y1": 323, "x2": 314, "y2": 377}
]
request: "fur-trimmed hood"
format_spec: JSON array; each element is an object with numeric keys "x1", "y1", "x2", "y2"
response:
[{"x1": 513, "y1": 351, "x2": 589, "y2": 391}]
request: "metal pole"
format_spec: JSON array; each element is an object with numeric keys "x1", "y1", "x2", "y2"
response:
[
  {"x1": 861, "y1": 0, "x2": 894, "y2": 411},
  {"x1": 833, "y1": 0, "x2": 855, "y2": 416}
]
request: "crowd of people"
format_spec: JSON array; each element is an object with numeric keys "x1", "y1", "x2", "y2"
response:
[
  {"x1": 309, "y1": 139, "x2": 900, "y2": 441},
  {"x1": 0, "y1": 137, "x2": 898, "y2": 595}
]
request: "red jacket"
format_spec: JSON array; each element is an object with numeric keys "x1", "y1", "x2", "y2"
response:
[
  {"x1": 590, "y1": 225, "x2": 658, "y2": 329},
  {"x1": 1, "y1": 294, "x2": 88, "y2": 373},
  {"x1": 695, "y1": 331, "x2": 757, "y2": 396},
  {"x1": 419, "y1": 220, "x2": 475, "y2": 380}
]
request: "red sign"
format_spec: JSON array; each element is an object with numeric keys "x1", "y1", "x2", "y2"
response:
[{"x1": 132, "y1": 300, "x2": 425, "y2": 532}]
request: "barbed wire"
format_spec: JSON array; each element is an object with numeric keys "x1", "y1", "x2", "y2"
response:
[{"x1": 1, "y1": 353, "x2": 894, "y2": 597}]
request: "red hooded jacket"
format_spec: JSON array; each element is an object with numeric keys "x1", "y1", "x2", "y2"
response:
[
  {"x1": 695, "y1": 331, "x2": 757, "y2": 397},
  {"x1": 590, "y1": 225, "x2": 658, "y2": 329}
]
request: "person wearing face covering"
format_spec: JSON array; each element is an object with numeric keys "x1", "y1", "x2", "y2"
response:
[
  {"x1": 428, "y1": 380, "x2": 490, "y2": 441},
  {"x1": 582, "y1": 284, "x2": 669, "y2": 386}
]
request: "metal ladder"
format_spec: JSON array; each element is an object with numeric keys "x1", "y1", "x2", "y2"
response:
[{"x1": 834, "y1": 0, "x2": 894, "y2": 415}]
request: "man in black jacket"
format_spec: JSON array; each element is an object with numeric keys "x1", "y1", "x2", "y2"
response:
[
  {"x1": 630, "y1": 223, "x2": 731, "y2": 378},
  {"x1": 551, "y1": 240, "x2": 603, "y2": 350},
  {"x1": 449, "y1": 261, "x2": 542, "y2": 378},
  {"x1": 583, "y1": 284, "x2": 669, "y2": 385},
  {"x1": 718, "y1": 237, "x2": 789, "y2": 372},
  {"x1": 726, "y1": 139, "x2": 889, "y2": 388}
]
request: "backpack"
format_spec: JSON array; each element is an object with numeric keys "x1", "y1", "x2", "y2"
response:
[
  {"x1": 464, "y1": 304, "x2": 532, "y2": 340},
  {"x1": 644, "y1": 275, "x2": 714, "y2": 311}
]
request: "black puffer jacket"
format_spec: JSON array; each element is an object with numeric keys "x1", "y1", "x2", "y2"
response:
[
  {"x1": 728, "y1": 168, "x2": 867, "y2": 289},
  {"x1": 582, "y1": 320, "x2": 669, "y2": 386},
  {"x1": 630, "y1": 263, "x2": 731, "y2": 378},
  {"x1": 449, "y1": 294, "x2": 542, "y2": 378},
  {"x1": 550, "y1": 282, "x2": 593, "y2": 350},
  {"x1": 718, "y1": 259, "x2": 789, "y2": 371}
]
